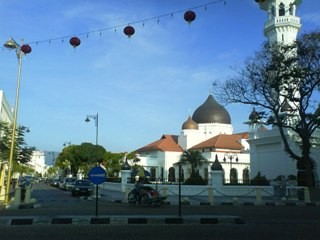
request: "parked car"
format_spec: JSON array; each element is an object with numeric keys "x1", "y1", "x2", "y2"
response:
[
  {"x1": 51, "y1": 178, "x2": 61, "y2": 188},
  {"x1": 58, "y1": 178, "x2": 65, "y2": 189},
  {"x1": 60, "y1": 177, "x2": 76, "y2": 191},
  {"x1": 71, "y1": 180, "x2": 93, "y2": 197}
]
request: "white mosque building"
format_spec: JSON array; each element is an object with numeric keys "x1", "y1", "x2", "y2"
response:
[{"x1": 135, "y1": 93, "x2": 251, "y2": 184}]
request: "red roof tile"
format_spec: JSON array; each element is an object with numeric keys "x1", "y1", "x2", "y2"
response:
[
  {"x1": 136, "y1": 134, "x2": 183, "y2": 153},
  {"x1": 191, "y1": 132, "x2": 249, "y2": 151}
]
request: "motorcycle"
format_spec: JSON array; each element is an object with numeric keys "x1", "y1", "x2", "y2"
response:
[{"x1": 128, "y1": 186, "x2": 166, "y2": 206}]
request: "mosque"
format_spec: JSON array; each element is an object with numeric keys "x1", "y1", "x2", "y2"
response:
[
  {"x1": 134, "y1": 0, "x2": 320, "y2": 186},
  {"x1": 135, "y1": 93, "x2": 251, "y2": 183}
]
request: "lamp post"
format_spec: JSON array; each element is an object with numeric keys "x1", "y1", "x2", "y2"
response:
[
  {"x1": 85, "y1": 113, "x2": 100, "y2": 216},
  {"x1": 223, "y1": 153, "x2": 239, "y2": 184},
  {"x1": 3, "y1": 38, "x2": 27, "y2": 205},
  {"x1": 85, "y1": 113, "x2": 98, "y2": 146}
]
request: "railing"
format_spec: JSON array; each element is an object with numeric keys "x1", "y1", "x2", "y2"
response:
[{"x1": 265, "y1": 15, "x2": 300, "y2": 29}]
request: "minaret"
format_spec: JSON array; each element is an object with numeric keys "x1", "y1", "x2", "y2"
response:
[
  {"x1": 255, "y1": 0, "x2": 302, "y2": 120},
  {"x1": 255, "y1": 0, "x2": 302, "y2": 44}
]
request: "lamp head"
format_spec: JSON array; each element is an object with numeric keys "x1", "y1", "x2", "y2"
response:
[
  {"x1": 85, "y1": 117, "x2": 90, "y2": 123},
  {"x1": 4, "y1": 39, "x2": 18, "y2": 49}
]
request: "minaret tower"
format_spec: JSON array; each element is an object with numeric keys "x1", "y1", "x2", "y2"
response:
[{"x1": 255, "y1": 0, "x2": 302, "y2": 44}]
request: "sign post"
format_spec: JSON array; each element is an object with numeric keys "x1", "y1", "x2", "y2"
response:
[{"x1": 88, "y1": 166, "x2": 106, "y2": 217}]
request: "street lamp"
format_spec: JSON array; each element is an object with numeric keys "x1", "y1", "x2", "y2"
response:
[
  {"x1": 223, "y1": 153, "x2": 239, "y2": 168},
  {"x1": 3, "y1": 38, "x2": 30, "y2": 205},
  {"x1": 85, "y1": 113, "x2": 98, "y2": 146},
  {"x1": 223, "y1": 153, "x2": 239, "y2": 184},
  {"x1": 63, "y1": 141, "x2": 71, "y2": 147}
]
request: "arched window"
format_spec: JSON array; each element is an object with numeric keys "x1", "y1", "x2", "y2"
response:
[
  {"x1": 230, "y1": 168, "x2": 238, "y2": 184},
  {"x1": 150, "y1": 167, "x2": 156, "y2": 181},
  {"x1": 243, "y1": 168, "x2": 250, "y2": 185},
  {"x1": 279, "y1": 3, "x2": 285, "y2": 16},
  {"x1": 289, "y1": 4, "x2": 293, "y2": 15},
  {"x1": 168, "y1": 167, "x2": 175, "y2": 182},
  {"x1": 160, "y1": 167, "x2": 164, "y2": 182}
]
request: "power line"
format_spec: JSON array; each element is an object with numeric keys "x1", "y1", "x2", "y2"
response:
[{"x1": 27, "y1": 0, "x2": 225, "y2": 46}]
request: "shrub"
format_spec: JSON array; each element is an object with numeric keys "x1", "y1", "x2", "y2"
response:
[
  {"x1": 251, "y1": 172, "x2": 269, "y2": 186},
  {"x1": 287, "y1": 174, "x2": 297, "y2": 180},
  {"x1": 184, "y1": 172, "x2": 207, "y2": 185}
]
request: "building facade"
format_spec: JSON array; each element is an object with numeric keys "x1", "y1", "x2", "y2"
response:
[{"x1": 135, "y1": 94, "x2": 250, "y2": 183}]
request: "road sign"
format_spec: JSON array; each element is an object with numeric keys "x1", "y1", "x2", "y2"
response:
[{"x1": 88, "y1": 166, "x2": 106, "y2": 185}]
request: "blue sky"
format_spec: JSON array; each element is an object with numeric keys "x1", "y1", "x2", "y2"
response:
[{"x1": 0, "y1": 0, "x2": 319, "y2": 153}]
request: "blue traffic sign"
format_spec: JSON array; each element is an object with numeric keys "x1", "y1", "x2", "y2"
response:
[{"x1": 88, "y1": 166, "x2": 106, "y2": 185}]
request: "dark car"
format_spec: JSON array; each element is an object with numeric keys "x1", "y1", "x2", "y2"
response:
[
  {"x1": 71, "y1": 179, "x2": 93, "y2": 197},
  {"x1": 51, "y1": 178, "x2": 61, "y2": 188}
]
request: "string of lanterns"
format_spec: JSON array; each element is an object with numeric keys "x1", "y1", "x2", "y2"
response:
[{"x1": 16, "y1": 0, "x2": 226, "y2": 54}]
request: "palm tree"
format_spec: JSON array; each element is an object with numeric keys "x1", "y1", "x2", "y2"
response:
[{"x1": 180, "y1": 150, "x2": 208, "y2": 185}]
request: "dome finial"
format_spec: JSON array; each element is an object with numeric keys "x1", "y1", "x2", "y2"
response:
[
  {"x1": 210, "y1": 81, "x2": 217, "y2": 95},
  {"x1": 211, "y1": 154, "x2": 223, "y2": 171}
]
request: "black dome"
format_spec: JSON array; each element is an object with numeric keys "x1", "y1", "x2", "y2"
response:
[{"x1": 192, "y1": 95, "x2": 231, "y2": 124}]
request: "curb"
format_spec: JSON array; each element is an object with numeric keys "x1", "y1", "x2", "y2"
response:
[
  {"x1": 4, "y1": 200, "x2": 320, "y2": 210},
  {"x1": 109, "y1": 199, "x2": 320, "y2": 207},
  {"x1": 1, "y1": 215, "x2": 245, "y2": 226}
]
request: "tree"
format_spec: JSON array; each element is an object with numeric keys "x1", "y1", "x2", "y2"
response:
[
  {"x1": 180, "y1": 150, "x2": 208, "y2": 185},
  {"x1": 216, "y1": 31, "x2": 320, "y2": 187},
  {"x1": 46, "y1": 166, "x2": 59, "y2": 177},
  {"x1": 103, "y1": 151, "x2": 125, "y2": 178},
  {"x1": 0, "y1": 121, "x2": 35, "y2": 173},
  {"x1": 55, "y1": 142, "x2": 107, "y2": 177}
]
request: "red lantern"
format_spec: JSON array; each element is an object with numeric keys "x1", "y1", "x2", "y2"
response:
[
  {"x1": 20, "y1": 44, "x2": 32, "y2": 54},
  {"x1": 184, "y1": 10, "x2": 196, "y2": 24},
  {"x1": 123, "y1": 26, "x2": 135, "y2": 38},
  {"x1": 69, "y1": 36, "x2": 81, "y2": 48}
]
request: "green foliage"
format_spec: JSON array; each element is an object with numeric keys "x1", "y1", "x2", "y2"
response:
[
  {"x1": 287, "y1": 174, "x2": 297, "y2": 180},
  {"x1": 54, "y1": 143, "x2": 128, "y2": 178},
  {"x1": 251, "y1": 172, "x2": 269, "y2": 186},
  {"x1": 13, "y1": 161, "x2": 35, "y2": 175},
  {"x1": 0, "y1": 121, "x2": 35, "y2": 174},
  {"x1": 184, "y1": 172, "x2": 206, "y2": 185},
  {"x1": 103, "y1": 151, "x2": 126, "y2": 177},
  {"x1": 180, "y1": 150, "x2": 208, "y2": 185},
  {"x1": 46, "y1": 166, "x2": 59, "y2": 177},
  {"x1": 55, "y1": 142, "x2": 107, "y2": 177}
]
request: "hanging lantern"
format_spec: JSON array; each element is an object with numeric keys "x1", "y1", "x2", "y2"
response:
[
  {"x1": 69, "y1": 36, "x2": 81, "y2": 48},
  {"x1": 184, "y1": 10, "x2": 196, "y2": 24},
  {"x1": 20, "y1": 44, "x2": 32, "y2": 54},
  {"x1": 123, "y1": 26, "x2": 135, "y2": 38}
]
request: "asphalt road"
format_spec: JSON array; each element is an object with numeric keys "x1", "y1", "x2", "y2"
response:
[{"x1": 0, "y1": 182, "x2": 319, "y2": 240}]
